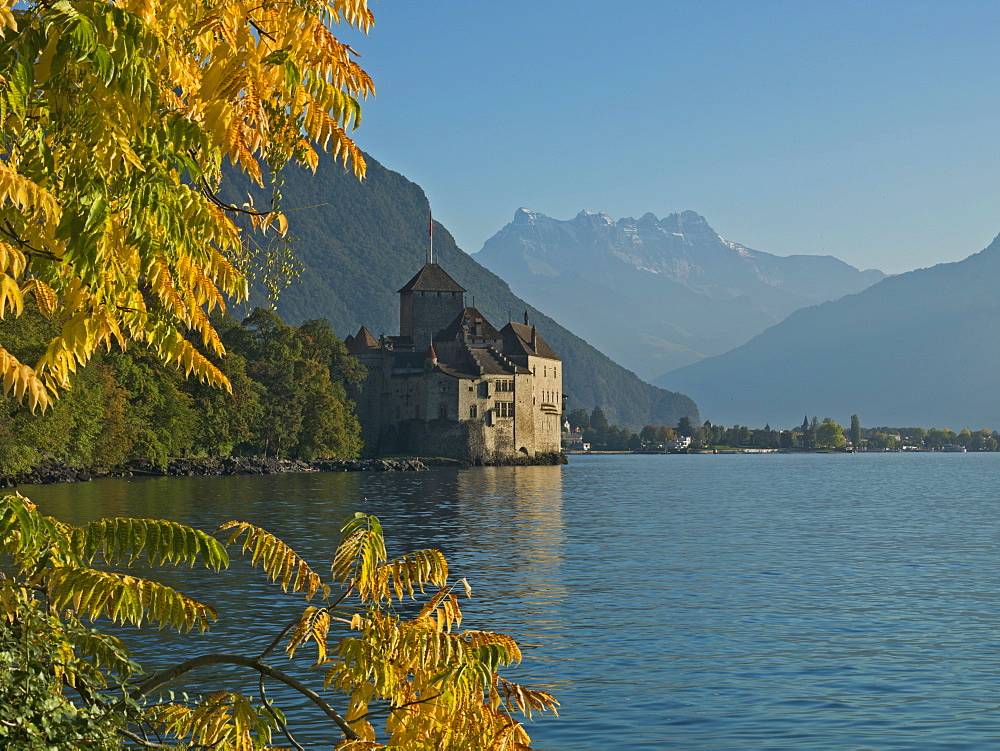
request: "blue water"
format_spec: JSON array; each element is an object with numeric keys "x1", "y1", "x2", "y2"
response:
[{"x1": 24, "y1": 452, "x2": 1000, "y2": 749}]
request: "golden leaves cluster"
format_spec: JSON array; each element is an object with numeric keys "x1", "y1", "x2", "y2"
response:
[
  {"x1": 0, "y1": 0, "x2": 374, "y2": 410},
  {"x1": 3, "y1": 493, "x2": 558, "y2": 748},
  {"x1": 0, "y1": 492, "x2": 228, "y2": 705},
  {"x1": 250, "y1": 512, "x2": 558, "y2": 749}
]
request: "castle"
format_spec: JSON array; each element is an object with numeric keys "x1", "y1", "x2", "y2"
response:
[{"x1": 345, "y1": 262, "x2": 564, "y2": 462}]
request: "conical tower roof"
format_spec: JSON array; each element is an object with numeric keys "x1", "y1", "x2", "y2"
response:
[{"x1": 345, "y1": 325, "x2": 380, "y2": 354}]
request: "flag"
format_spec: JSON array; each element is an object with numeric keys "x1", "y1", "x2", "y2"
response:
[{"x1": 429, "y1": 210, "x2": 433, "y2": 238}]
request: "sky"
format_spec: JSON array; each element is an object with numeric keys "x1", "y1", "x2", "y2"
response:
[{"x1": 336, "y1": 1, "x2": 1000, "y2": 275}]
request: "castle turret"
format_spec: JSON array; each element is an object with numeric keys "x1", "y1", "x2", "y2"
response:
[{"x1": 398, "y1": 264, "x2": 466, "y2": 350}]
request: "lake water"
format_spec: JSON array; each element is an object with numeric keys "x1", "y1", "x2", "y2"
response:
[{"x1": 23, "y1": 452, "x2": 1000, "y2": 749}]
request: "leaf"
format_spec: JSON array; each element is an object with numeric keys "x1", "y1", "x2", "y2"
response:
[
  {"x1": 73, "y1": 517, "x2": 229, "y2": 569},
  {"x1": 46, "y1": 566, "x2": 217, "y2": 631},
  {"x1": 217, "y1": 520, "x2": 328, "y2": 599}
]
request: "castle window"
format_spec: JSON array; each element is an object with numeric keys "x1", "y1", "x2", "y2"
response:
[
  {"x1": 493, "y1": 401, "x2": 513, "y2": 418},
  {"x1": 439, "y1": 404, "x2": 447, "y2": 419},
  {"x1": 470, "y1": 405, "x2": 477, "y2": 419}
]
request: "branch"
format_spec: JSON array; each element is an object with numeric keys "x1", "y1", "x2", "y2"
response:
[
  {"x1": 129, "y1": 653, "x2": 360, "y2": 741},
  {"x1": 346, "y1": 693, "x2": 442, "y2": 726},
  {"x1": 247, "y1": 17, "x2": 276, "y2": 42},
  {"x1": 118, "y1": 728, "x2": 174, "y2": 749},
  {"x1": 259, "y1": 673, "x2": 304, "y2": 751},
  {"x1": 0, "y1": 222, "x2": 57, "y2": 260},
  {"x1": 199, "y1": 178, "x2": 276, "y2": 217}
]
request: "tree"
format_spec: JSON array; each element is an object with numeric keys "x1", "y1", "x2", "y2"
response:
[
  {"x1": 0, "y1": 0, "x2": 374, "y2": 410},
  {"x1": 849, "y1": 414, "x2": 862, "y2": 448},
  {"x1": 1, "y1": 495, "x2": 557, "y2": 748},
  {"x1": 815, "y1": 418, "x2": 846, "y2": 449},
  {"x1": 567, "y1": 408, "x2": 590, "y2": 431},
  {"x1": 676, "y1": 416, "x2": 693, "y2": 437},
  {"x1": 590, "y1": 406, "x2": 609, "y2": 432}
]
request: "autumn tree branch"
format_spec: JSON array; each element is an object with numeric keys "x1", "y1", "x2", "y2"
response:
[{"x1": 130, "y1": 653, "x2": 360, "y2": 741}]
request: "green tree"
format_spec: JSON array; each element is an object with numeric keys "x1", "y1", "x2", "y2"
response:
[
  {"x1": 105, "y1": 349, "x2": 199, "y2": 466},
  {"x1": 849, "y1": 414, "x2": 862, "y2": 448},
  {"x1": 184, "y1": 351, "x2": 264, "y2": 457},
  {"x1": 676, "y1": 415, "x2": 693, "y2": 437},
  {"x1": 567, "y1": 408, "x2": 590, "y2": 430},
  {"x1": 815, "y1": 418, "x2": 846, "y2": 449},
  {"x1": 639, "y1": 425, "x2": 659, "y2": 446},
  {"x1": 924, "y1": 428, "x2": 956, "y2": 449},
  {"x1": 590, "y1": 406, "x2": 609, "y2": 432}
]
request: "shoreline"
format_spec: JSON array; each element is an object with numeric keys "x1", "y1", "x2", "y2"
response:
[{"x1": 1, "y1": 451, "x2": 567, "y2": 489}]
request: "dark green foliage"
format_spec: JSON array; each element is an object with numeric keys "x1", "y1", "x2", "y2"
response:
[
  {"x1": 849, "y1": 414, "x2": 862, "y2": 447},
  {"x1": 567, "y1": 408, "x2": 590, "y2": 430},
  {"x1": 0, "y1": 620, "x2": 122, "y2": 749},
  {"x1": 220, "y1": 152, "x2": 699, "y2": 430},
  {"x1": 676, "y1": 416, "x2": 693, "y2": 437},
  {"x1": 223, "y1": 308, "x2": 363, "y2": 459},
  {"x1": 0, "y1": 308, "x2": 363, "y2": 473}
]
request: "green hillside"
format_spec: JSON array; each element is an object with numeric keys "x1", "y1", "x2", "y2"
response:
[{"x1": 221, "y1": 153, "x2": 698, "y2": 429}]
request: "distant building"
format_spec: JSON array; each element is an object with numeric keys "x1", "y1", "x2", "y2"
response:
[
  {"x1": 563, "y1": 425, "x2": 585, "y2": 450},
  {"x1": 345, "y1": 262, "x2": 563, "y2": 462}
]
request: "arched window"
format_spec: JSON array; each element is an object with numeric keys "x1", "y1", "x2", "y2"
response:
[
  {"x1": 470, "y1": 405, "x2": 478, "y2": 419},
  {"x1": 439, "y1": 404, "x2": 448, "y2": 419}
]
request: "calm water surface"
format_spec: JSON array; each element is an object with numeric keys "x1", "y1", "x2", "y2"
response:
[{"x1": 25, "y1": 453, "x2": 1000, "y2": 749}]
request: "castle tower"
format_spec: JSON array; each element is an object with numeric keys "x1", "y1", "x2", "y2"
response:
[{"x1": 398, "y1": 263, "x2": 466, "y2": 349}]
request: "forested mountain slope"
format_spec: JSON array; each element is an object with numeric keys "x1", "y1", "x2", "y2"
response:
[
  {"x1": 662, "y1": 234, "x2": 1000, "y2": 429},
  {"x1": 221, "y1": 154, "x2": 698, "y2": 429}
]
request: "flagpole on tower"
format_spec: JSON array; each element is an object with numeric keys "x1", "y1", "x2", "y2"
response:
[{"x1": 429, "y1": 210, "x2": 434, "y2": 265}]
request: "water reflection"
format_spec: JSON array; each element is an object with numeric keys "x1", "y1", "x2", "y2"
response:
[{"x1": 454, "y1": 466, "x2": 568, "y2": 671}]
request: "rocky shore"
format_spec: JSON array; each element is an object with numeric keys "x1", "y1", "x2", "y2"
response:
[
  {"x1": 0, "y1": 455, "x2": 430, "y2": 488},
  {"x1": 0, "y1": 452, "x2": 567, "y2": 488}
]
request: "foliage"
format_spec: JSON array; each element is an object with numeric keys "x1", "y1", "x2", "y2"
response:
[
  {"x1": 0, "y1": 306, "x2": 363, "y2": 472},
  {"x1": 224, "y1": 307, "x2": 363, "y2": 458},
  {"x1": 0, "y1": 495, "x2": 556, "y2": 748},
  {"x1": 814, "y1": 419, "x2": 846, "y2": 449},
  {"x1": 849, "y1": 414, "x2": 862, "y2": 447},
  {"x1": 0, "y1": 0, "x2": 375, "y2": 410}
]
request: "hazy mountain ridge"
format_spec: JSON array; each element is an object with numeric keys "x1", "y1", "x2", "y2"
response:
[
  {"x1": 475, "y1": 208, "x2": 885, "y2": 379},
  {"x1": 660, "y1": 235, "x2": 1000, "y2": 429},
  {"x1": 219, "y1": 155, "x2": 699, "y2": 430}
]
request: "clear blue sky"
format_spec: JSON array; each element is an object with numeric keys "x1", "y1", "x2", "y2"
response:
[{"x1": 338, "y1": 0, "x2": 1000, "y2": 274}]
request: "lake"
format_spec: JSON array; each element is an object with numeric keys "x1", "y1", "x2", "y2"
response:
[{"x1": 23, "y1": 452, "x2": 1000, "y2": 749}]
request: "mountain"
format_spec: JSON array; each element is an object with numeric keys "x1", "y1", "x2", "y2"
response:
[
  {"x1": 474, "y1": 209, "x2": 885, "y2": 380},
  {"x1": 219, "y1": 155, "x2": 699, "y2": 430},
  {"x1": 659, "y1": 234, "x2": 1000, "y2": 430}
]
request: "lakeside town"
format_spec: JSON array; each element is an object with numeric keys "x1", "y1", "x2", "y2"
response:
[{"x1": 562, "y1": 409, "x2": 999, "y2": 454}]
